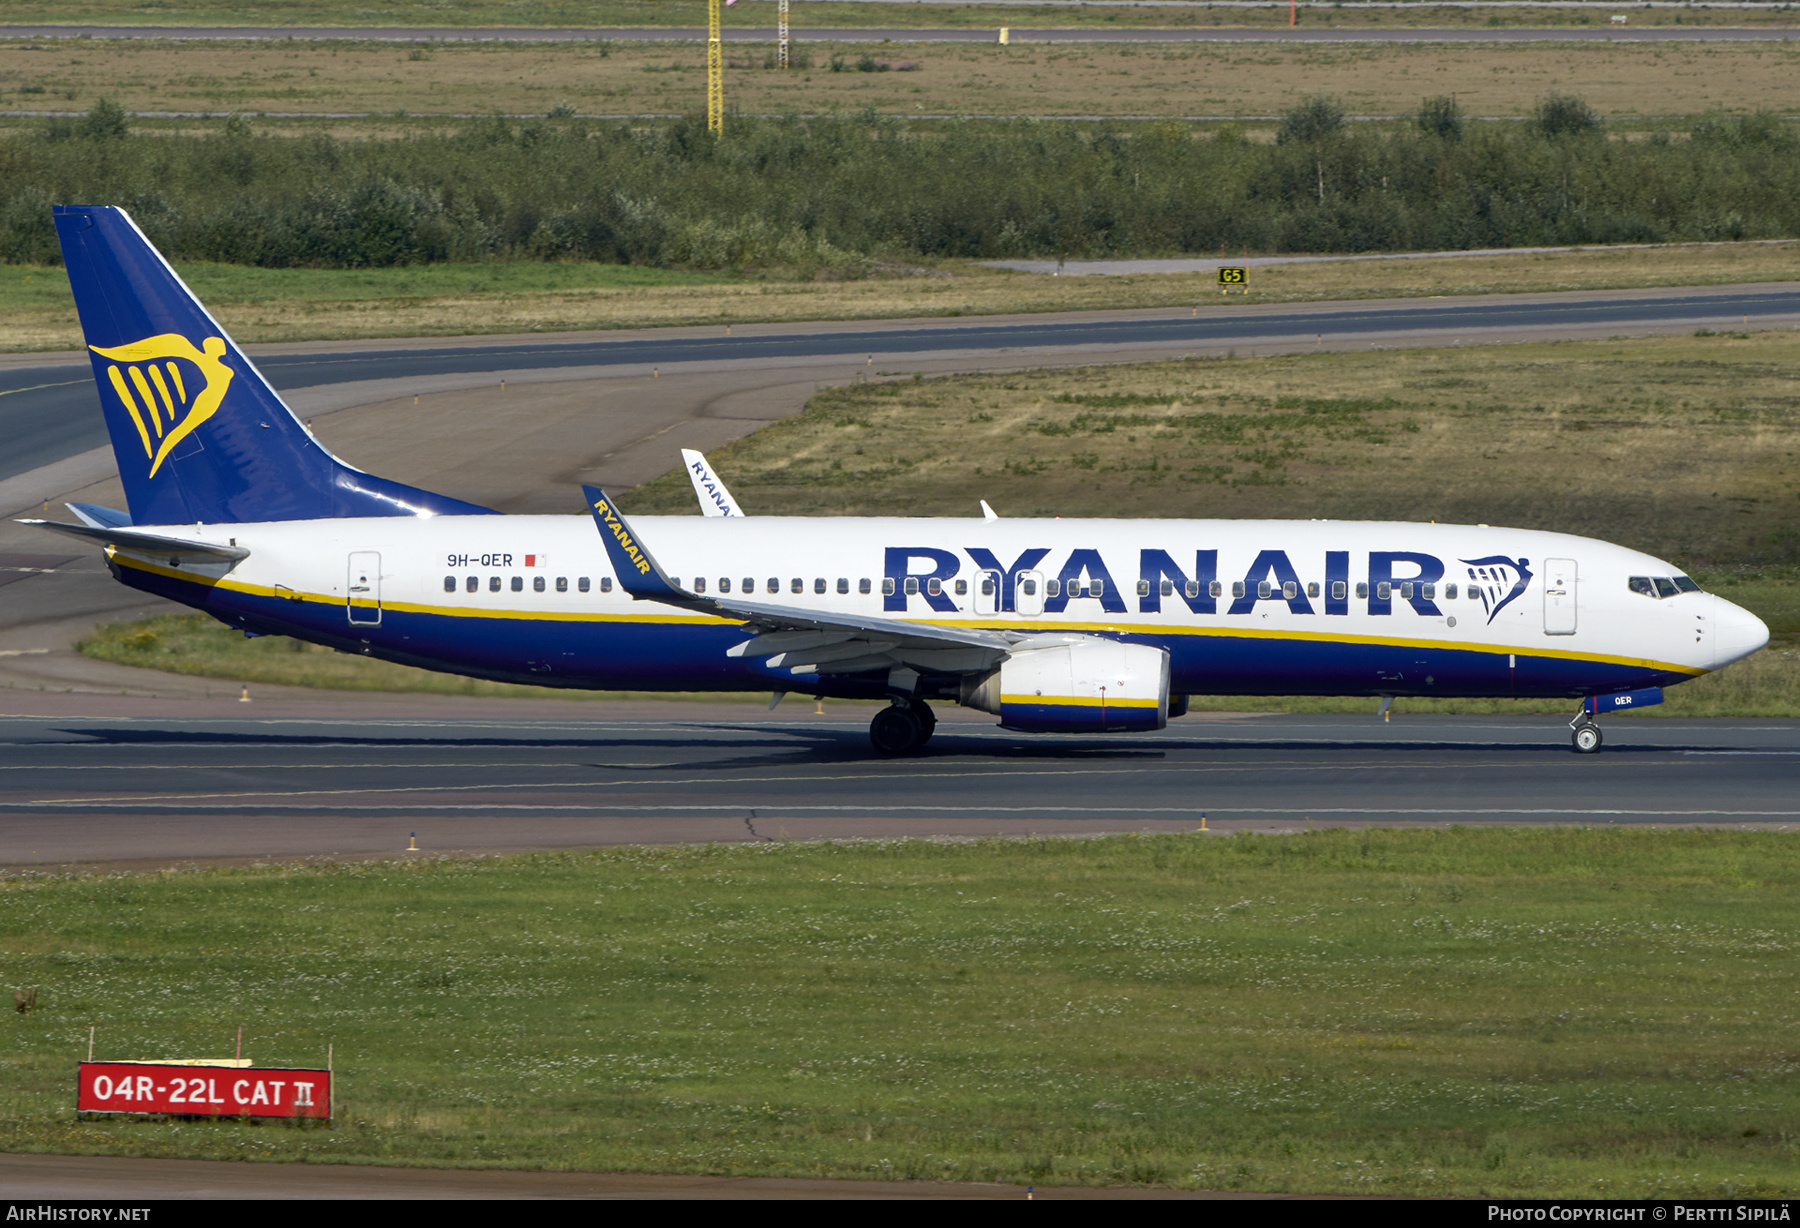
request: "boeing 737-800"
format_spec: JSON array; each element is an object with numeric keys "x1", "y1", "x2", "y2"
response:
[{"x1": 24, "y1": 207, "x2": 1770, "y2": 754}]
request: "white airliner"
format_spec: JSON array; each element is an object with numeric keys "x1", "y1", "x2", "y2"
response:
[{"x1": 26, "y1": 206, "x2": 1769, "y2": 754}]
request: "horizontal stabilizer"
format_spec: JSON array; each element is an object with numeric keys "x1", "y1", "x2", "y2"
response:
[
  {"x1": 19, "y1": 518, "x2": 249, "y2": 562},
  {"x1": 67, "y1": 503, "x2": 133, "y2": 529}
]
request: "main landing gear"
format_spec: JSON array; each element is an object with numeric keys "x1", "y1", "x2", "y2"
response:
[
  {"x1": 1569, "y1": 709, "x2": 1604, "y2": 754},
  {"x1": 870, "y1": 699, "x2": 936, "y2": 755}
]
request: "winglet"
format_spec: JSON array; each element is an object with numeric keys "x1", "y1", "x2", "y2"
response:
[
  {"x1": 681, "y1": 449, "x2": 746, "y2": 517},
  {"x1": 582, "y1": 485, "x2": 693, "y2": 604},
  {"x1": 980, "y1": 500, "x2": 999, "y2": 521}
]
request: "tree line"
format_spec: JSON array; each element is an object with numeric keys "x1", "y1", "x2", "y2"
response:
[{"x1": 2, "y1": 97, "x2": 1796, "y2": 270}]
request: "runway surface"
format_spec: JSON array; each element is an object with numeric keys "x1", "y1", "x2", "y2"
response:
[
  {"x1": 8, "y1": 283, "x2": 1799, "y2": 484},
  {"x1": 2, "y1": 702, "x2": 1794, "y2": 870},
  {"x1": 4, "y1": 23, "x2": 1796, "y2": 43}
]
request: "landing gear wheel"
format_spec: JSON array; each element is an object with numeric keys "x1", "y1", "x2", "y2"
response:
[
  {"x1": 913, "y1": 700, "x2": 937, "y2": 747},
  {"x1": 1572, "y1": 723, "x2": 1603, "y2": 754},
  {"x1": 870, "y1": 705, "x2": 924, "y2": 755}
]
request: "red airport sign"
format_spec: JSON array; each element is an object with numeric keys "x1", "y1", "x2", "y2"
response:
[{"x1": 77, "y1": 1062, "x2": 330, "y2": 1119}]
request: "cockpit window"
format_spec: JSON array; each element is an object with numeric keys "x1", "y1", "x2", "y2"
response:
[{"x1": 1630, "y1": 575, "x2": 1703, "y2": 599}]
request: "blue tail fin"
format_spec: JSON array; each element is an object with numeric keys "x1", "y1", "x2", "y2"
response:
[{"x1": 54, "y1": 205, "x2": 494, "y2": 525}]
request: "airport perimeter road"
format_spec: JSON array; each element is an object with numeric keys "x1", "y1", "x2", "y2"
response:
[
  {"x1": 2, "y1": 704, "x2": 1795, "y2": 869},
  {"x1": 4, "y1": 24, "x2": 1797, "y2": 43}
]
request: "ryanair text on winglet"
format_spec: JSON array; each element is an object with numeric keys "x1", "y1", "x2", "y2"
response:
[{"x1": 593, "y1": 498, "x2": 653, "y2": 575}]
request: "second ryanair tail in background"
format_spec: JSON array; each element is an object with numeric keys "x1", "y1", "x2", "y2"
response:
[{"x1": 54, "y1": 205, "x2": 494, "y2": 527}]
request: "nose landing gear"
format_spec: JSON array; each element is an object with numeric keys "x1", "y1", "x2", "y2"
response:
[
  {"x1": 1570, "y1": 710, "x2": 1604, "y2": 753},
  {"x1": 870, "y1": 699, "x2": 936, "y2": 755}
]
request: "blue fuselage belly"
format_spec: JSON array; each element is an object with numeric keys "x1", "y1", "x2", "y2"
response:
[{"x1": 123, "y1": 565, "x2": 1681, "y2": 701}]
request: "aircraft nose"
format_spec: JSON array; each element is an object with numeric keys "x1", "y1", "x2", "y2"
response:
[{"x1": 1712, "y1": 594, "x2": 1770, "y2": 670}]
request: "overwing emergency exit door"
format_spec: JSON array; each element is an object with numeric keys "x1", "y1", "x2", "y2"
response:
[
  {"x1": 1543, "y1": 557, "x2": 1576, "y2": 635},
  {"x1": 347, "y1": 551, "x2": 382, "y2": 625}
]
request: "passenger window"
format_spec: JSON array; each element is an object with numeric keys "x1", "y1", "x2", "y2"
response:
[
  {"x1": 466, "y1": 576, "x2": 478, "y2": 593},
  {"x1": 1185, "y1": 580, "x2": 1200, "y2": 599},
  {"x1": 716, "y1": 578, "x2": 730, "y2": 594},
  {"x1": 953, "y1": 579, "x2": 966, "y2": 596},
  {"x1": 904, "y1": 577, "x2": 919, "y2": 596},
  {"x1": 1209, "y1": 580, "x2": 1223, "y2": 599},
  {"x1": 1046, "y1": 579, "x2": 1061, "y2": 598},
  {"x1": 1232, "y1": 581, "x2": 1246, "y2": 599},
  {"x1": 1628, "y1": 576, "x2": 1655, "y2": 597},
  {"x1": 1332, "y1": 581, "x2": 1346, "y2": 601},
  {"x1": 1257, "y1": 581, "x2": 1272, "y2": 600},
  {"x1": 1399, "y1": 582, "x2": 1412, "y2": 600},
  {"x1": 1161, "y1": 580, "x2": 1174, "y2": 597},
  {"x1": 982, "y1": 576, "x2": 996, "y2": 596},
  {"x1": 533, "y1": 576, "x2": 546, "y2": 593},
  {"x1": 743, "y1": 578, "x2": 754, "y2": 594},
  {"x1": 443, "y1": 576, "x2": 456, "y2": 593},
  {"x1": 489, "y1": 576, "x2": 501, "y2": 593},
  {"x1": 579, "y1": 577, "x2": 591, "y2": 593},
  {"x1": 556, "y1": 577, "x2": 568, "y2": 593},
  {"x1": 1356, "y1": 582, "x2": 1369, "y2": 599},
  {"x1": 814, "y1": 578, "x2": 826, "y2": 595},
  {"x1": 1282, "y1": 581, "x2": 1296, "y2": 600},
  {"x1": 1307, "y1": 581, "x2": 1320, "y2": 599},
  {"x1": 1137, "y1": 580, "x2": 1151, "y2": 597},
  {"x1": 1377, "y1": 582, "x2": 1392, "y2": 600},
  {"x1": 861, "y1": 578, "x2": 873, "y2": 595},
  {"x1": 1444, "y1": 583, "x2": 1456, "y2": 600},
  {"x1": 839, "y1": 578, "x2": 851, "y2": 595},
  {"x1": 511, "y1": 576, "x2": 523, "y2": 592},
  {"x1": 768, "y1": 578, "x2": 779, "y2": 594},
  {"x1": 1422, "y1": 583, "x2": 1435, "y2": 600},
  {"x1": 791, "y1": 578, "x2": 803, "y2": 594},
  {"x1": 1090, "y1": 579, "x2": 1105, "y2": 597},
  {"x1": 694, "y1": 577, "x2": 706, "y2": 594},
  {"x1": 926, "y1": 578, "x2": 942, "y2": 596},
  {"x1": 599, "y1": 577, "x2": 611, "y2": 593},
  {"x1": 882, "y1": 578, "x2": 895, "y2": 596},
  {"x1": 670, "y1": 578, "x2": 680, "y2": 588},
  {"x1": 1654, "y1": 577, "x2": 1679, "y2": 599},
  {"x1": 1021, "y1": 578, "x2": 1038, "y2": 596}
]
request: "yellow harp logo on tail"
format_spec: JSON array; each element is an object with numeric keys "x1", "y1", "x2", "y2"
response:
[{"x1": 89, "y1": 334, "x2": 235, "y2": 478}]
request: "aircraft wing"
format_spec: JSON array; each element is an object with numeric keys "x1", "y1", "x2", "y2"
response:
[
  {"x1": 18, "y1": 518, "x2": 250, "y2": 563},
  {"x1": 582, "y1": 485, "x2": 1010, "y2": 677}
]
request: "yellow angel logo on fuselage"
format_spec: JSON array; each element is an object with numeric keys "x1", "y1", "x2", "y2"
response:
[{"x1": 89, "y1": 334, "x2": 235, "y2": 478}]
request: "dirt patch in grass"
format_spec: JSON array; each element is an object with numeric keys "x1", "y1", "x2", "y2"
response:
[{"x1": 4, "y1": 37, "x2": 1800, "y2": 121}]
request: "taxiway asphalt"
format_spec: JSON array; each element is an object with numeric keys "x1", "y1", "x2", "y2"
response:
[{"x1": 8, "y1": 283, "x2": 1800, "y2": 484}]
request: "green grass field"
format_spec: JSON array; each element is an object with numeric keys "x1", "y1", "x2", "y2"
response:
[
  {"x1": 9, "y1": 1, "x2": 1785, "y2": 30},
  {"x1": 3, "y1": 830, "x2": 1796, "y2": 1194}
]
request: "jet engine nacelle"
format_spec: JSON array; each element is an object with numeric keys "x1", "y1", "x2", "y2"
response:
[{"x1": 960, "y1": 638, "x2": 1170, "y2": 733}]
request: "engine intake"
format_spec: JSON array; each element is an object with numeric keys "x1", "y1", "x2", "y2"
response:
[{"x1": 960, "y1": 639, "x2": 1170, "y2": 733}]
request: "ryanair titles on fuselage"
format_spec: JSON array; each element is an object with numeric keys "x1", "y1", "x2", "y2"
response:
[{"x1": 880, "y1": 545, "x2": 1528, "y2": 620}]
